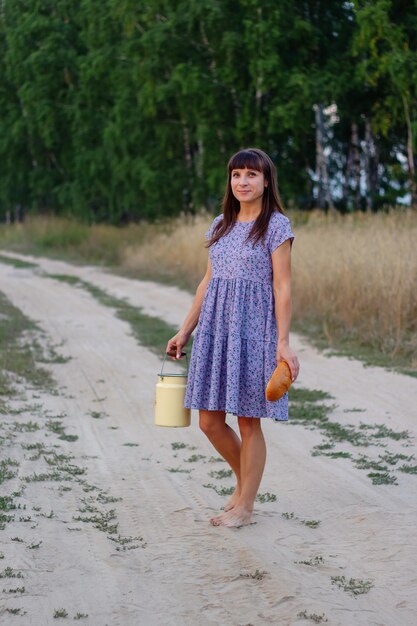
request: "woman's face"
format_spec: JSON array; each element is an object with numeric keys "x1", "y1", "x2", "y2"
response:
[{"x1": 230, "y1": 167, "x2": 267, "y2": 204}]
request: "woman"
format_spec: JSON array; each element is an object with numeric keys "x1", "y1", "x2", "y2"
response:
[{"x1": 166, "y1": 148, "x2": 300, "y2": 528}]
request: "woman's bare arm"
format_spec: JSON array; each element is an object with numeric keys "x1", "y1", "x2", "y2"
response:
[{"x1": 271, "y1": 239, "x2": 300, "y2": 381}]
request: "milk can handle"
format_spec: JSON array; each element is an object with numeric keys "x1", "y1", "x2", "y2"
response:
[{"x1": 160, "y1": 351, "x2": 188, "y2": 376}]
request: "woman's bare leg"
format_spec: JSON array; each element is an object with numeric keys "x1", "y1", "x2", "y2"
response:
[
  {"x1": 199, "y1": 410, "x2": 242, "y2": 519},
  {"x1": 212, "y1": 417, "x2": 266, "y2": 528}
]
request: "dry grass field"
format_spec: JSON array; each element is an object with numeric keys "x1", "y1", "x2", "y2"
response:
[{"x1": 1, "y1": 209, "x2": 416, "y2": 373}]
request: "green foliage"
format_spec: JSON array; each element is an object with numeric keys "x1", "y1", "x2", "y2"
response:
[{"x1": 0, "y1": 1, "x2": 416, "y2": 221}]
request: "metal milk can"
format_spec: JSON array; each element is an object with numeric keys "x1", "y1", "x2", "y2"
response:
[{"x1": 154, "y1": 352, "x2": 191, "y2": 428}]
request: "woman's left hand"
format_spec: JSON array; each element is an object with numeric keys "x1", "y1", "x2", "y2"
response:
[{"x1": 277, "y1": 344, "x2": 300, "y2": 382}]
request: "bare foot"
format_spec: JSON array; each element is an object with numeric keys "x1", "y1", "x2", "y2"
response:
[
  {"x1": 211, "y1": 506, "x2": 254, "y2": 528},
  {"x1": 223, "y1": 487, "x2": 241, "y2": 512}
]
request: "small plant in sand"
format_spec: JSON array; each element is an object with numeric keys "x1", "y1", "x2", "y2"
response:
[
  {"x1": 331, "y1": 575, "x2": 374, "y2": 596},
  {"x1": 73, "y1": 613, "x2": 89, "y2": 620},
  {"x1": 256, "y1": 492, "x2": 277, "y2": 503},
  {"x1": 301, "y1": 519, "x2": 321, "y2": 529},
  {"x1": 209, "y1": 469, "x2": 233, "y2": 479},
  {"x1": 6, "y1": 607, "x2": 26, "y2": 615},
  {"x1": 296, "y1": 556, "x2": 324, "y2": 566},
  {"x1": 185, "y1": 454, "x2": 206, "y2": 463},
  {"x1": 53, "y1": 608, "x2": 69, "y2": 618},
  {"x1": 0, "y1": 567, "x2": 24, "y2": 579},
  {"x1": 297, "y1": 610, "x2": 328, "y2": 623},
  {"x1": 3, "y1": 586, "x2": 25, "y2": 593},
  {"x1": 398, "y1": 464, "x2": 417, "y2": 474},
  {"x1": 367, "y1": 471, "x2": 398, "y2": 485},
  {"x1": 88, "y1": 410, "x2": 106, "y2": 419},
  {"x1": 122, "y1": 442, "x2": 139, "y2": 447},
  {"x1": 108, "y1": 534, "x2": 146, "y2": 551},
  {"x1": 167, "y1": 467, "x2": 193, "y2": 473},
  {"x1": 240, "y1": 569, "x2": 268, "y2": 580},
  {"x1": 171, "y1": 441, "x2": 187, "y2": 450},
  {"x1": 203, "y1": 483, "x2": 234, "y2": 496}
]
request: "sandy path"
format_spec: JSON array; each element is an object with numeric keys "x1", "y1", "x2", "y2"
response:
[{"x1": 0, "y1": 253, "x2": 416, "y2": 626}]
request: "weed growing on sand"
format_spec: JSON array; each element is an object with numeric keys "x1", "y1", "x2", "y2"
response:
[
  {"x1": 0, "y1": 567, "x2": 24, "y2": 579},
  {"x1": 45, "y1": 419, "x2": 78, "y2": 442},
  {"x1": 97, "y1": 492, "x2": 122, "y2": 504},
  {"x1": 0, "y1": 513, "x2": 14, "y2": 529},
  {"x1": 399, "y1": 464, "x2": 417, "y2": 474},
  {"x1": 108, "y1": 534, "x2": 146, "y2": 551},
  {"x1": 11, "y1": 420, "x2": 40, "y2": 432},
  {"x1": 53, "y1": 608, "x2": 69, "y2": 618},
  {"x1": 171, "y1": 441, "x2": 187, "y2": 450},
  {"x1": 122, "y1": 442, "x2": 139, "y2": 447},
  {"x1": 209, "y1": 469, "x2": 233, "y2": 479},
  {"x1": 297, "y1": 610, "x2": 328, "y2": 623},
  {"x1": 240, "y1": 569, "x2": 268, "y2": 580},
  {"x1": 330, "y1": 575, "x2": 374, "y2": 596},
  {"x1": 0, "y1": 458, "x2": 19, "y2": 484},
  {"x1": 10, "y1": 537, "x2": 24, "y2": 542},
  {"x1": 256, "y1": 492, "x2": 277, "y2": 503},
  {"x1": 203, "y1": 483, "x2": 234, "y2": 496},
  {"x1": 296, "y1": 556, "x2": 324, "y2": 566},
  {"x1": 88, "y1": 410, "x2": 106, "y2": 419},
  {"x1": 3, "y1": 586, "x2": 25, "y2": 593},
  {"x1": 167, "y1": 467, "x2": 193, "y2": 473},
  {"x1": 6, "y1": 607, "x2": 27, "y2": 615},
  {"x1": 208, "y1": 456, "x2": 226, "y2": 463},
  {"x1": 289, "y1": 385, "x2": 413, "y2": 486},
  {"x1": 23, "y1": 471, "x2": 73, "y2": 483},
  {"x1": 27, "y1": 541, "x2": 42, "y2": 549},
  {"x1": 73, "y1": 506, "x2": 118, "y2": 534},
  {"x1": 281, "y1": 512, "x2": 321, "y2": 529},
  {"x1": 185, "y1": 454, "x2": 206, "y2": 463},
  {"x1": 74, "y1": 613, "x2": 89, "y2": 620},
  {"x1": 367, "y1": 471, "x2": 398, "y2": 485},
  {"x1": 301, "y1": 519, "x2": 321, "y2": 528},
  {"x1": 0, "y1": 292, "x2": 56, "y2": 400}
]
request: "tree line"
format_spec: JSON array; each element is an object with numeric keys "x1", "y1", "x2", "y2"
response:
[{"x1": 0, "y1": 0, "x2": 416, "y2": 223}]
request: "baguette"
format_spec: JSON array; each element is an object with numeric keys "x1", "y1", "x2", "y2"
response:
[{"x1": 266, "y1": 360, "x2": 292, "y2": 401}]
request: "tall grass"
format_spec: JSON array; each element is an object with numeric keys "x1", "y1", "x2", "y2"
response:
[
  {"x1": 1, "y1": 209, "x2": 416, "y2": 371},
  {"x1": 0, "y1": 216, "x2": 164, "y2": 266},
  {"x1": 291, "y1": 209, "x2": 417, "y2": 367}
]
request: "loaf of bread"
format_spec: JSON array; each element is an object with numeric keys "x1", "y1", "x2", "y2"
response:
[{"x1": 266, "y1": 360, "x2": 292, "y2": 401}]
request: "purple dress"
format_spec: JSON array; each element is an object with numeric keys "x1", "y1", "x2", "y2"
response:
[{"x1": 184, "y1": 211, "x2": 295, "y2": 421}]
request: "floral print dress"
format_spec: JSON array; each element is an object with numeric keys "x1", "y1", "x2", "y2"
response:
[{"x1": 184, "y1": 211, "x2": 295, "y2": 420}]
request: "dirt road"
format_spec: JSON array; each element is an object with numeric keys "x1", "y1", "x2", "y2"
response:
[{"x1": 1, "y1": 253, "x2": 416, "y2": 626}]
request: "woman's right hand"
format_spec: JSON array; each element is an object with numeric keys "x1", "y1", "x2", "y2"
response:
[{"x1": 166, "y1": 330, "x2": 190, "y2": 360}]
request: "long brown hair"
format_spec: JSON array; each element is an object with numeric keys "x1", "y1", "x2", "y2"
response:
[{"x1": 206, "y1": 148, "x2": 286, "y2": 248}]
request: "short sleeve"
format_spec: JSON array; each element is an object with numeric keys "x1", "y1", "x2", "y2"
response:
[
  {"x1": 267, "y1": 213, "x2": 295, "y2": 254},
  {"x1": 205, "y1": 214, "x2": 223, "y2": 241}
]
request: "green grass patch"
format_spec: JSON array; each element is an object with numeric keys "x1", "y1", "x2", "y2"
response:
[
  {"x1": 0, "y1": 292, "x2": 56, "y2": 405},
  {"x1": 292, "y1": 316, "x2": 416, "y2": 377},
  {"x1": 289, "y1": 385, "x2": 412, "y2": 486},
  {"x1": 0, "y1": 255, "x2": 38, "y2": 269}
]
